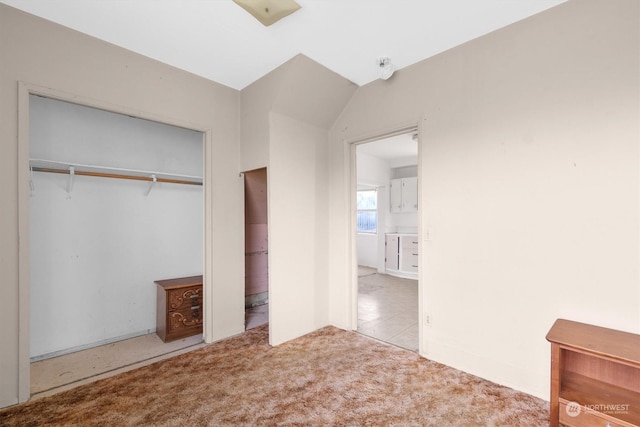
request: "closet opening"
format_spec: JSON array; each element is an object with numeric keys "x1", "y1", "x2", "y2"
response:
[
  {"x1": 243, "y1": 168, "x2": 269, "y2": 330},
  {"x1": 27, "y1": 94, "x2": 206, "y2": 398},
  {"x1": 354, "y1": 130, "x2": 420, "y2": 352}
]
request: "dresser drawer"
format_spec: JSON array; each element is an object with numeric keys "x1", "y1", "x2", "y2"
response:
[
  {"x1": 168, "y1": 306, "x2": 203, "y2": 334},
  {"x1": 401, "y1": 235, "x2": 419, "y2": 250},
  {"x1": 401, "y1": 252, "x2": 419, "y2": 272},
  {"x1": 559, "y1": 401, "x2": 630, "y2": 427},
  {"x1": 167, "y1": 286, "x2": 202, "y2": 311}
]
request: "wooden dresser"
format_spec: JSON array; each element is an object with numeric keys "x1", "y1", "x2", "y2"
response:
[
  {"x1": 546, "y1": 319, "x2": 640, "y2": 427},
  {"x1": 155, "y1": 275, "x2": 203, "y2": 342}
]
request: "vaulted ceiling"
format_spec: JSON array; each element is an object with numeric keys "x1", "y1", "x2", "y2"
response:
[{"x1": 1, "y1": 0, "x2": 565, "y2": 90}]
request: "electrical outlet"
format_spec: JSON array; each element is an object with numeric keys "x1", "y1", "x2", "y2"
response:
[{"x1": 424, "y1": 313, "x2": 432, "y2": 326}]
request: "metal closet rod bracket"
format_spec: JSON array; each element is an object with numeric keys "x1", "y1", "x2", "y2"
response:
[
  {"x1": 67, "y1": 166, "x2": 75, "y2": 194},
  {"x1": 145, "y1": 174, "x2": 157, "y2": 197}
]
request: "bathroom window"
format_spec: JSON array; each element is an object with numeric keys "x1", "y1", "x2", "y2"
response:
[{"x1": 357, "y1": 189, "x2": 377, "y2": 233}]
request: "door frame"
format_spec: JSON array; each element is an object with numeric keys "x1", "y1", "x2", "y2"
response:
[
  {"x1": 16, "y1": 82, "x2": 212, "y2": 402},
  {"x1": 347, "y1": 121, "x2": 424, "y2": 354}
]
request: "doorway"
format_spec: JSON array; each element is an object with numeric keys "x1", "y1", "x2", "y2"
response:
[
  {"x1": 355, "y1": 131, "x2": 419, "y2": 351},
  {"x1": 244, "y1": 168, "x2": 269, "y2": 330}
]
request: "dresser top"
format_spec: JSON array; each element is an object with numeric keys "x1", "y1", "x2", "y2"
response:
[
  {"x1": 546, "y1": 318, "x2": 640, "y2": 365},
  {"x1": 155, "y1": 275, "x2": 203, "y2": 290}
]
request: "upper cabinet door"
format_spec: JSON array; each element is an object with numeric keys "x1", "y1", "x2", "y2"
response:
[
  {"x1": 389, "y1": 178, "x2": 403, "y2": 213},
  {"x1": 390, "y1": 177, "x2": 418, "y2": 213},
  {"x1": 401, "y1": 176, "x2": 418, "y2": 212}
]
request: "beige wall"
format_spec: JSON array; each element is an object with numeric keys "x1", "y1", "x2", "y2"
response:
[
  {"x1": 240, "y1": 55, "x2": 357, "y2": 172},
  {"x1": 239, "y1": 55, "x2": 356, "y2": 345},
  {"x1": 240, "y1": 64, "x2": 287, "y2": 172},
  {"x1": 268, "y1": 112, "x2": 330, "y2": 345},
  {"x1": 329, "y1": 0, "x2": 639, "y2": 400},
  {"x1": 0, "y1": 4, "x2": 244, "y2": 407}
]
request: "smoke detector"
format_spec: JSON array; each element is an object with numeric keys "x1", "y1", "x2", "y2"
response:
[{"x1": 378, "y1": 57, "x2": 395, "y2": 80}]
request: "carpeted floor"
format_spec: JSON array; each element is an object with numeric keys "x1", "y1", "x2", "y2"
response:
[{"x1": 0, "y1": 324, "x2": 549, "y2": 426}]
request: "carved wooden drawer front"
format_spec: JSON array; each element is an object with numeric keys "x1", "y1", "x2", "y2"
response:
[
  {"x1": 155, "y1": 275, "x2": 203, "y2": 342},
  {"x1": 167, "y1": 287, "x2": 202, "y2": 311}
]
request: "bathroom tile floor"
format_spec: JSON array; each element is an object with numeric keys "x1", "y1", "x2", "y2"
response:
[{"x1": 357, "y1": 267, "x2": 419, "y2": 352}]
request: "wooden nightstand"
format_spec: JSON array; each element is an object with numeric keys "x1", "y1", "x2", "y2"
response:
[
  {"x1": 155, "y1": 275, "x2": 203, "y2": 342},
  {"x1": 546, "y1": 319, "x2": 640, "y2": 427}
]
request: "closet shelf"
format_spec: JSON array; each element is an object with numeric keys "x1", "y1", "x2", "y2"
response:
[{"x1": 29, "y1": 159, "x2": 203, "y2": 186}]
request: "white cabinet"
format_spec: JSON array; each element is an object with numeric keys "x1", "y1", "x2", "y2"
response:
[
  {"x1": 390, "y1": 177, "x2": 418, "y2": 213},
  {"x1": 385, "y1": 234, "x2": 399, "y2": 270},
  {"x1": 400, "y1": 236, "x2": 419, "y2": 273},
  {"x1": 385, "y1": 233, "x2": 418, "y2": 279}
]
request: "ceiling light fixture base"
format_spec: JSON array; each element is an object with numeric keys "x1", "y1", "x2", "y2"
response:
[{"x1": 233, "y1": 0, "x2": 301, "y2": 27}]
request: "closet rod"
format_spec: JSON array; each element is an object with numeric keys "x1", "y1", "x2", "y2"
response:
[{"x1": 31, "y1": 167, "x2": 202, "y2": 186}]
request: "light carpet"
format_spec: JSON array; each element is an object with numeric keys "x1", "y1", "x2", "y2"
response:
[{"x1": 0, "y1": 324, "x2": 549, "y2": 426}]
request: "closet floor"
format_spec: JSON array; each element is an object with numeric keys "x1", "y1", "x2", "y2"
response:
[
  {"x1": 31, "y1": 305, "x2": 270, "y2": 400},
  {"x1": 357, "y1": 266, "x2": 419, "y2": 352},
  {"x1": 31, "y1": 333, "x2": 205, "y2": 399}
]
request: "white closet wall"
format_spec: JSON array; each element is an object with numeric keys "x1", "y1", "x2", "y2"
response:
[{"x1": 29, "y1": 96, "x2": 203, "y2": 359}]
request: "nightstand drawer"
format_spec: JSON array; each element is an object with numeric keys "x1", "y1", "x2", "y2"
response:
[
  {"x1": 168, "y1": 306, "x2": 203, "y2": 334},
  {"x1": 168, "y1": 286, "x2": 202, "y2": 311}
]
